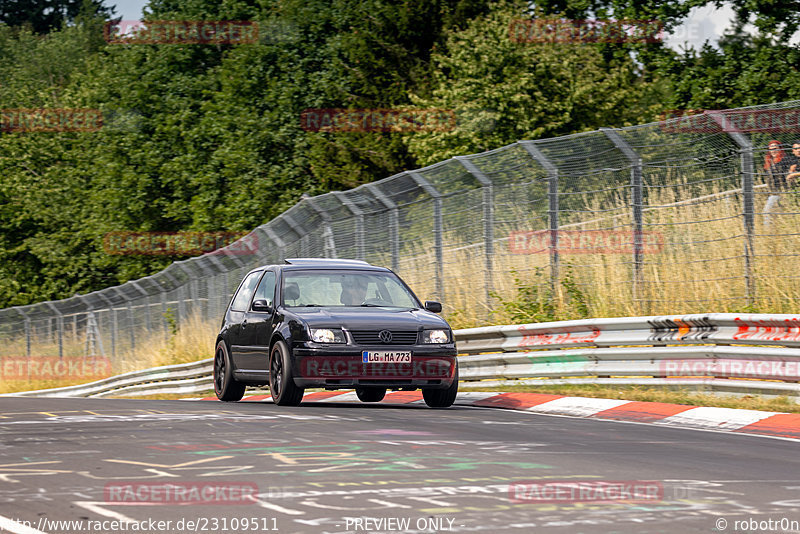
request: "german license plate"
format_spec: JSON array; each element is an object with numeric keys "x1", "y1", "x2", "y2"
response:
[{"x1": 362, "y1": 351, "x2": 411, "y2": 363}]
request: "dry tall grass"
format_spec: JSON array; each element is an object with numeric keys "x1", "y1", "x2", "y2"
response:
[
  {"x1": 4, "y1": 180, "x2": 800, "y2": 390},
  {"x1": 397, "y1": 181, "x2": 800, "y2": 328},
  {"x1": 0, "y1": 312, "x2": 217, "y2": 394}
]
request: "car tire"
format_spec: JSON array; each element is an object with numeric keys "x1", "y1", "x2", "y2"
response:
[
  {"x1": 214, "y1": 340, "x2": 246, "y2": 401},
  {"x1": 356, "y1": 387, "x2": 386, "y2": 402},
  {"x1": 269, "y1": 340, "x2": 304, "y2": 406},
  {"x1": 422, "y1": 364, "x2": 458, "y2": 408}
]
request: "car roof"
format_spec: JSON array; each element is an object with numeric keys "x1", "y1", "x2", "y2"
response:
[{"x1": 245, "y1": 258, "x2": 391, "y2": 275}]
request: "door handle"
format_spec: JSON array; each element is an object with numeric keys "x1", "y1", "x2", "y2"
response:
[{"x1": 242, "y1": 320, "x2": 248, "y2": 328}]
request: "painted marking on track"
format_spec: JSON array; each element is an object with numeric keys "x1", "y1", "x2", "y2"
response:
[
  {"x1": 104, "y1": 456, "x2": 235, "y2": 469},
  {"x1": 0, "y1": 461, "x2": 72, "y2": 483},
  {"x1": 0, "y1": 514, "x2": 49, "y2": 534}
]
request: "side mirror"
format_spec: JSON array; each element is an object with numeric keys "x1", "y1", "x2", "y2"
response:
[
  {"x1": 251, "y1": 299, "x2": 272, "y2": 312},
  {"x1": 424, "y1": 301, "x2": 442, "y2": 313}
]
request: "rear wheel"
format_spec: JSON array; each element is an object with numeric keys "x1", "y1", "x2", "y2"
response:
[
  {"x1": 214, "y1": 340, "x2": 245, "y2": 401},
  {"x1": 422, "y1": 364, "x2": 458, "y2": 408},
  {"x1": 356, "y1": 387, "x2": 386, "y2": 402},
  {"x1": 269, "y1": 340, "x2": 304, "y2": 406}
]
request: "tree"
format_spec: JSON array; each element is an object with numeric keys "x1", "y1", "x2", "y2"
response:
[
  {"x1": 403, "y1": 1, "x2": 665, "y2": 165},
  {"x1": 0, "y1": 0, "x2": 115, "y2": 34}
]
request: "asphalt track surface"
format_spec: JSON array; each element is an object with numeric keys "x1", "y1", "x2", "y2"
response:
[{"x1": 0, "y1": 397, "x2": 799, "y2": 534}]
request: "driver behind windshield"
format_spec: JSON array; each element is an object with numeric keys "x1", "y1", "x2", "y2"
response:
[{"x1": 340, "y1": 276, "x2": 369, "y2": 306}]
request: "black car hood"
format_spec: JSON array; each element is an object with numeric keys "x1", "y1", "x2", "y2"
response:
[{"x1": 290, "y1": 307, "x2": 449, "y2": 331}]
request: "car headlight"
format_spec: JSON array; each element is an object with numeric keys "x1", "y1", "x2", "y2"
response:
[
  {"x1": 310, "y1": 328, "x2": 346, "y2": 343},
  {"x1": 422, "y1": 329, "x2": 449, "y2": 344}
]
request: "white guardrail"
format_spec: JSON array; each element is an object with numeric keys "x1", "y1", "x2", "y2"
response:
[{"x1": 5, "y1": 313, "x2": 800, "y2": 398}]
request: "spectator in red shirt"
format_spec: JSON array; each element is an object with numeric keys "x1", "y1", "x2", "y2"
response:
[{"x1": 763, "y1": 140, "x2": 795, "y2": 226}]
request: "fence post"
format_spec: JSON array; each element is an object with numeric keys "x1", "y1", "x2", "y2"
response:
[
  {"x1": 455, "y1": 156, "x2": 495, "y2": 315},
  {"x1": 302, "y1": 194, "x2": 338, "y2": 259},
  {"x1": 601, "y1": 128, "x2": 644, "y2": 308},
  {"x1": 264, "y1": 225, "x2": 287, "y2": 262},
  {"x1": 111, "y1": 288, "x2": 136, "y2": 352},
  {"x1": 707, "y1": 112, "x2": 756, "y2": 306},
  {"x1": 519, "y1": 141, "x2": 560, "y2": 291},
  {"x1": 408, "y1": 171, "x2": 444, "y2": 301},
  {"x1": 333, "y1": 192, "x2": 365, "y2": 261},
  {"x1": 160, "y1": 289, "x2": 168, "y2": 341},
  {"x1": 98, "y1": 293, "x2": 116, "y2": 359},
  {"x1": 130, "y1": 281, "x2": 150, "y2": 334},
  {"x1": 14, "y1": 308, "x2": 31, "y2": 378},
  {"x1": 278, "y1": 214, "x2": 306, "y2": 257},
  {"x1": 44, "y1": 303, "x2": 63, "y2": 359},
  {"x1": 365, "y1": 184, "x2": 399, "y2": 272},
  {"x1": 205, "y1": 252, "x2": 236, "y2": 317}
]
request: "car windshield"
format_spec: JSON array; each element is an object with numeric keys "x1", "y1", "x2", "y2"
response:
[{"x1": 282, "y1": 270, "x2": 419, "y2": 308}]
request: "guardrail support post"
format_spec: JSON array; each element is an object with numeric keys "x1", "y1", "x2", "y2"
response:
[
  {"x1": 456, "y1": 156, "x2": 495, "y2": 317},
  {"x1": 365, "y1": 184, "x2": 399, "y2": 272},
  {"x1": 409, "y1": 171, "x2": 445, "y2": 301},
  {"x1": 601, "y1": 128, "x2": 644, "y2": 308},
  {"x1": 707, "y1": 112, "x2": 756, "y2": 306},
  {"x1": 519, "y1": 141, "x2": 560, "y2": 292}
]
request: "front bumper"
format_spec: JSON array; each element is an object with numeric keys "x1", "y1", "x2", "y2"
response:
[{"x1": 291, "y1": 343, "x2": 457, "y2": 389}]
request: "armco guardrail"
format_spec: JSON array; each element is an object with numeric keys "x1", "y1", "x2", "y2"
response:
[
  {"x1": 5, "y1": 313, "x2": 800, "y2": 398},
  {"x1": 456, "y1": 313, "x2": 800, "y2": 398},
  {"x1": 5, "y1": 358, "x2": 213, "y2": 398}
]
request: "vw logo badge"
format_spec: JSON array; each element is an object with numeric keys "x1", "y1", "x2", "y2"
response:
[{"x1": 378, "y1": 330, "x2": 393, "y2": 343}]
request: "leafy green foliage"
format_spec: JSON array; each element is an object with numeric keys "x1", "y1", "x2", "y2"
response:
[
  {"x1": 0, "y1": 0, "x2": 798, "y2": 309},
  {"x1": 404, "y1": 1, "x2": 666, "y2": 165},
  {"x1": 491, "y1": 266, "x2": 590, "y2": 323},
  {"x1": 0, "y1": 0, "x2": 114, "y2": 34}
]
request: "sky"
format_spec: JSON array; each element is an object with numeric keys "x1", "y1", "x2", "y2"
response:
[{"x1": 107, "y1": 1, "x2": 795, "y2": 51}]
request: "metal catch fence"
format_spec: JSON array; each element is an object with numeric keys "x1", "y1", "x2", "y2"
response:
[{"x1": 2, "y1": 100, "x2": 800, "y2": 375}]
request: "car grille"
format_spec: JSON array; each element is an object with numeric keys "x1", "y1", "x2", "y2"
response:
[{"x1": 349, "y1": 330, "x2": 418, "y2": 345}]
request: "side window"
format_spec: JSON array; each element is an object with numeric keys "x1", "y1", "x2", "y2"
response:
[
  {"x1": 253, "y1": 271, "x2": 276, "y2": 308},
  {"x1": 230, "y1": 271, "x2": 262, "y2": 311}
]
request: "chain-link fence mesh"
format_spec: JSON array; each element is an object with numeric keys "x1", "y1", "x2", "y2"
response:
[{"x1": 2, "y1": 100, "x2": 800, "y2": 375}]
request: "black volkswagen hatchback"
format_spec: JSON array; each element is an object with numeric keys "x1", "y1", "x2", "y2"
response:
[{"x1": 214, "y1": 259, "x2": 458, "y2": 407}]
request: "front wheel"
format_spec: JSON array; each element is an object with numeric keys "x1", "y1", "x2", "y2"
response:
[
  {"x1": 269, "y1": 340, "x2": 304, "y2": 406},
  {"x1": 356, "y1": 387, "x2": 386, "y2": 402},
  {"x1": 214, "y1": 340, "x2": 245, "y2": 401},
  {"x1": 422, "y1": 364, "x2": 458, "y2": 408}
]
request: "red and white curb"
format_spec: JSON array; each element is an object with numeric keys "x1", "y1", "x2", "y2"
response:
[{"x1": 198, "y1": 391, "x2": 800, "y2": 440}]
